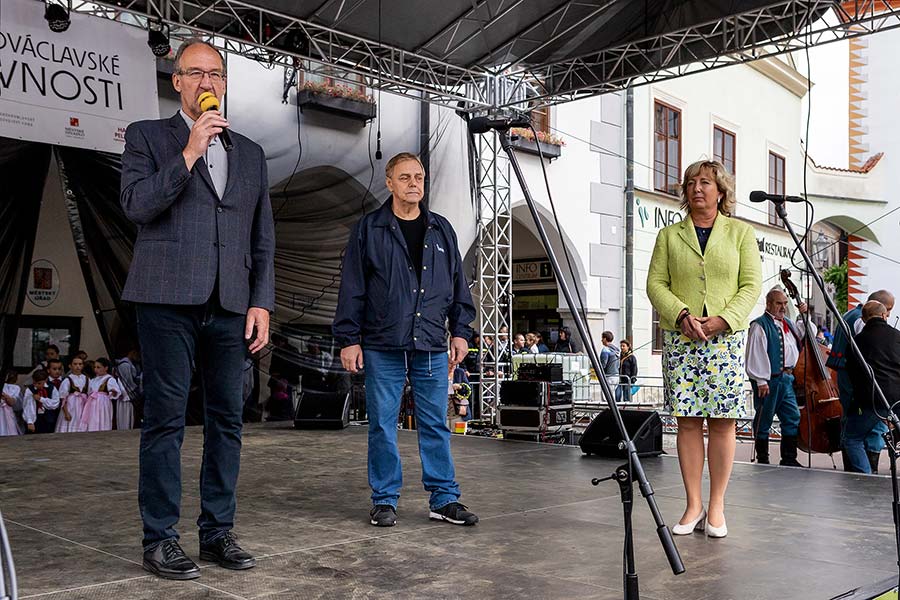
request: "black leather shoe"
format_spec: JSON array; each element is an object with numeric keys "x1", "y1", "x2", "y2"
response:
[
  {"x1": 143, "y1": 539, "x2": 201, "y2": 580},
  {"x1": 199, "y1": 531, "x2": 256, "y2": 570}
]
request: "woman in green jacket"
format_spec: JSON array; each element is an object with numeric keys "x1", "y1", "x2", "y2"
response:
[{"x1": 647, "y1": 160, "x2": 762, "y2": 539}]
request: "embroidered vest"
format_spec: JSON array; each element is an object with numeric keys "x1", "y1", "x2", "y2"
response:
[
  {"x1": 27, "y1": 385, "x2": 48, "y2": 413},
  {"x1": 66, "y1": 376, "x2": 88, "y2": 394},
  {"x1": 752, "y1": 314, "x2": 801, "y2": 379}
]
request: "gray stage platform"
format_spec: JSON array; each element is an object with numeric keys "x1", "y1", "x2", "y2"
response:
[{"x1": 1, "y1": 423, "x2": 898, "y2": 599}]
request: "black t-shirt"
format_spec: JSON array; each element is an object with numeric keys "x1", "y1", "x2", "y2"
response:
[{"x1": 397, "y1": 211, "x2": 427, "y2": 281}]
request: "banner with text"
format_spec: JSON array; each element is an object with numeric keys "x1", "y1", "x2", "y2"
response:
[{"x1": 0, "y1": 0, "x2": 159, "y2": 153}]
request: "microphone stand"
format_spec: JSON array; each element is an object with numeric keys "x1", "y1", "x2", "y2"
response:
[
  {"x1": 772, "y1": 200, "x2": 900, "y2": 594},
  {"x1": 488, "y1": 129, "x2": 685, "y2": 599}
]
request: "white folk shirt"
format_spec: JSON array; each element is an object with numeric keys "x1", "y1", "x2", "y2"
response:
[
  {"x1": 59, "y1": 374, "x2": 89, "y2": 398},
  {"x1": 89, "y1": 375, "x2": 121, "y2": 398},
  {"x1": 745, "y1": 313, "x2": 817, "y2": 386}
]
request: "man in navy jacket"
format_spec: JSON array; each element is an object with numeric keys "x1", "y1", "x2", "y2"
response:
[{"x1": 333, "y1": 152, "x2": 478, "y2": 528}]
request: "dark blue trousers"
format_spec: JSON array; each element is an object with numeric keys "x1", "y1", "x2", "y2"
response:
[{"x1": 136, "y1": 300, "x2": 246, "y2": 550}]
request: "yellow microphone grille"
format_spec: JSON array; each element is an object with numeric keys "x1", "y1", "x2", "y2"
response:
[{"x1": 198, "y1": 92, "x2": 219, "y2": 112}]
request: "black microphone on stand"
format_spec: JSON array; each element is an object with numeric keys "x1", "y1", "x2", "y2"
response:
[
  {"x1": 198, "y1": 92, "x2": 234, "y2": 152},
  {"x1": 468, "y1": 114, "x2": 532, "y2": 134},
  {"x1": 749, "y1": 190, "x2": 805, "y2": 203}
]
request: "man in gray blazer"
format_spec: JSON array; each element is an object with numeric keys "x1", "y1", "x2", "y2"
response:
[{"x1": 120, "y1": 38, "x2": 274, "y2": 580}]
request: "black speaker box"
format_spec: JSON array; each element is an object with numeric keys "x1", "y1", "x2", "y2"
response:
[
  {"x1": 500, "y1": 380, "x2": 572, "y2": 407},
  {"x1": 499, "y1": 405, "x2": 573, "y2": 430},
  {"x1": 579, "y1": 409, "x2": 663, "y2": 458},
  {"x1": 517, "y1": 362, "x2": 563, "y2": 382},
  {"x1": 294, "y1": 389, "x2": 350, "y2": 430}
]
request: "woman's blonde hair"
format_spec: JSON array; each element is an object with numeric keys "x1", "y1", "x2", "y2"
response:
[{"x1": 680, "y1": 160, "x2": 736, "y2": 217}]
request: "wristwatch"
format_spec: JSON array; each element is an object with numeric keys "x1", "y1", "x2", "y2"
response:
[{"x1": 675, "y1": 308, "x2": 690, "y2": 327}]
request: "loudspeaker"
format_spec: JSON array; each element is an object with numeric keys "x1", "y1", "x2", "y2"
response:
[
  {"x1": 293, "y1": 389, "x2": 350, "y2": 430},
  {"x1": 500, "y1": 380, "x2": 572, "y2": 407},
  {"x1": 499, "y1": 404, "x2": 573, "y2": 430},
  {"x1": 517, "y1": 362, "x2": 563, "y2": 382},
  {"x1": 579, "y1": 409, "x2": 663, "y2": 458}
]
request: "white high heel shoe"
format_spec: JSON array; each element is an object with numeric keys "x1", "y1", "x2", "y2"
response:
[
  {"x1": 705, "y1": 517, "x2": 728, "y2": 538},
  {"x1": 672, "y1": 509, "x2": 706, "y2": 535}
]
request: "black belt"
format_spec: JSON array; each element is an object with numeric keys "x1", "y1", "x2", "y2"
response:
[{"x1": 772, "y1": 367, "x2": 794, "y2": 378}]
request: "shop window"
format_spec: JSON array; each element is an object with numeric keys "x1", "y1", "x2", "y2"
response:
[{"x1": 768, "y1": 151, "x2": 786, "y2": 227}]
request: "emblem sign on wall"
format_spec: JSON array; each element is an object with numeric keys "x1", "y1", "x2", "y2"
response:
[{"x1": 27, "y1": 259, "x2": 60, "y2": 307}]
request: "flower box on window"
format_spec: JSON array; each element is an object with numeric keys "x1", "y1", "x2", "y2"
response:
[
  {"x1": 508, "y1": 128, "x2": 564, "y2": 159},
  {"x1": 295, "y1": 83, "x2": 376, "y2": 122}
]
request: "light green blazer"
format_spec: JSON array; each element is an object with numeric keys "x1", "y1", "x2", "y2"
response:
[{"x1": 647, "y1": 214, "x2": 762, "y2": 332}]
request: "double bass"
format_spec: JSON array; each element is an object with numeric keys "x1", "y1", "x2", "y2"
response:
[{"x1": 779, "y1": 270, "x2": 843, "y2": 454}]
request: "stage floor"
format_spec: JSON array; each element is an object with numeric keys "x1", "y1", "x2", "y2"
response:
[{"x1": 2, "y1": 424, "x2": 898, "y2": 600}]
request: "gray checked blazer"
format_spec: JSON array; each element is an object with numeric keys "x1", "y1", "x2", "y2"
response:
[{"x1": 120, "y1": 113, "x2": 275, "y2": 314}]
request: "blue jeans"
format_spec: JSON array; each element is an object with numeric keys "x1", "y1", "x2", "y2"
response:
[
  {"x1": 137, "y1": 301, "x2": 246, "y2": 550},
  {"x1": 752, "y1": 374, "x2": 800, "y2": 439},
  {"x1": 843, "y1": 407, "x2": 885, "y2": 473},
  {"x1": 364, "y1": 349, "x2": 460, "y2": 510},
  {"x1": 838, "y1": 369, "x2": 887, "y2": 453},
  {"x1": 614, "y1": 378, "x2": 627, "y2": 403}
]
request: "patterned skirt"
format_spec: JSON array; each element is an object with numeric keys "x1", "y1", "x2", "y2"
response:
[{"x1": 662, "y1": 329, "x2": 747, "y2": 419}]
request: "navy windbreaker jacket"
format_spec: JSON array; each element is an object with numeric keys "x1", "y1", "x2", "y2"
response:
[{"x1": 332, "y1": 199, "x2": 475, "y2": 352}]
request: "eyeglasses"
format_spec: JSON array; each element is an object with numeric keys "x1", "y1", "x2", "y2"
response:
[{"x1": 178, "y1": 69, "x2": 226, "y2": 83}]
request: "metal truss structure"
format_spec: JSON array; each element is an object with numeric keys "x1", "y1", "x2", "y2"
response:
[
  {"x1": 64, "y1": 0, "x2": 900, "y2": 427},
  {"x1": 500, "y1": 0, "x2": 900, "y2": 108},
  {"x1": 73, "y1": 0, "x2": 492, "y2": 108},
  {"x1": 71, "y1": 1, "x2": 900, "y2": 111},
  {"x1": 474, "y1": 131, "x2": 512, "y2": 424}
]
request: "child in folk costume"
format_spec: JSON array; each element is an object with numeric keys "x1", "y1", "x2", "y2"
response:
[
  {"x1": 1, "y1": 370, "x2": 22, "y2": 436},
  {"x1": 22, "y1": 370, "x2": 61, "y2": 434},
  {"x1": 44, "y1": 358, "x2": 66, "y2": 432},
  {"x1": 57, "y1": 356, "x2": 89, "y2": 434},
  {"x1": 80, "y1": 357, "x2": 119, "y2": 432}
]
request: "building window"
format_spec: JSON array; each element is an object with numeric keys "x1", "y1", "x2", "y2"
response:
[
  {"x1": 531, "y1": 105, "x2": 550, "y2": 136},
  {"x1": 713, "y1": 126, "x2": 736, "y2": 176},
  {"x1": 651, "y1": 308, "x2": 663, "y2": 354},
  {"x1": 768, "y1": 151, "x2": 786, "y2": 227},
  {"x1": 654, "y1": 101, "x2": 681, "y2": 196}
]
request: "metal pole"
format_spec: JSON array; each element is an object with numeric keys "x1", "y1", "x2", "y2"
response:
[
  {"x1": 624, "y1": 87, "x2": 635, "y2": 342},
  {"x1": 497, "y1": 130, "x2": 684, "y2": 576},
  {"x1": 774, "y1": 200, "x2": 900, "y2": 590}
]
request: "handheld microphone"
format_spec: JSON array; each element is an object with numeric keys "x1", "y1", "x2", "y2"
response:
[
  {"x1": 749, "y1": 190, "x2": 805, "y2": 203},
  {"x1": 468, "y1": 114, "x2": 532, "y2": 134},
  {"x1": 198, "y1": 92, "x2": 234, "y2": 152}
]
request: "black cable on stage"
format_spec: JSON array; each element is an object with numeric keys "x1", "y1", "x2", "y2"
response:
[
  {"x1": 254, "y1": 118, "x2": 378, "y2": 374},
  {"x1": 526, "y1": 124, "x2": 598, "y2": 354},
  {"x1": 271, "y1": 97, "x2": 304, "y2": 223},
  {"x1": 790, "y1": 20, "x2": 815, "y2": 278}
]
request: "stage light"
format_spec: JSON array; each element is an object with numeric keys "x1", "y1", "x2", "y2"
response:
[
  {"x1": 276, "y1": 28, "x2": 310, "y2": 56},
  {"x1": 147, "y1": 21, "x2": 171, "y2": 58},
  {"x1": 44, "y1": 1, "x2": 71, "y2": 33}
]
